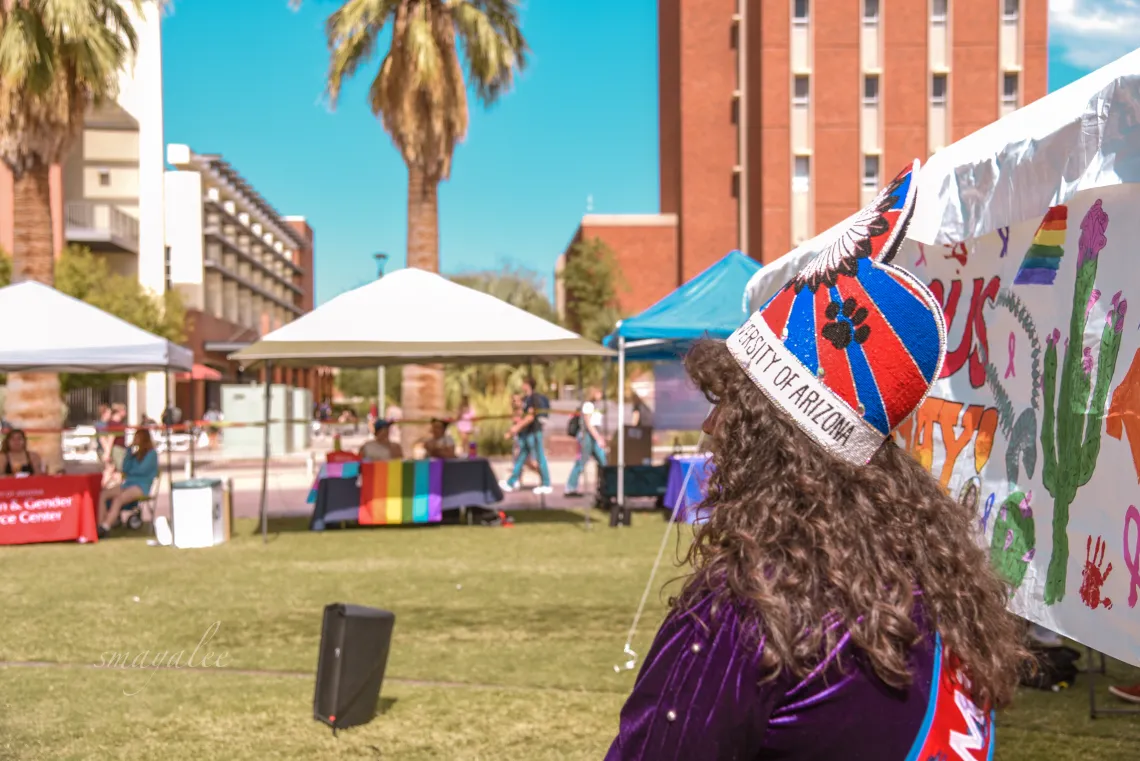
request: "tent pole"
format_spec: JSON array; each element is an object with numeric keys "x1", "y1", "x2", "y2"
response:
[
  {"x1": 259, "y1": 362, "x2": 272, "y2": 545},
  {"x1": 616, "y1": 337, "x2": 625, "y2": 526},
  {"x1": 163, "y1": 369, "x2": 174, "y2": 531},
  {"x1": 377, "y1": 365, "x2": 386, "y2": 417}
]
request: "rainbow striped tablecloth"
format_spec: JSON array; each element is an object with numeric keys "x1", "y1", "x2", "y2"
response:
[{"x1": 307, "y1": 458, "x2": 502, "y2": 529}]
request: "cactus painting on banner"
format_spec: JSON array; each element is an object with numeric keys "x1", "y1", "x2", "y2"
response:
[{"x1": 893, "y1": 185, "x2": 1140, "y2": 668}]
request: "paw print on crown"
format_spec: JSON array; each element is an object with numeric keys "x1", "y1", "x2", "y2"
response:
[{"x1": 822, "y1": 297, "x2": 871, "y2": 350}]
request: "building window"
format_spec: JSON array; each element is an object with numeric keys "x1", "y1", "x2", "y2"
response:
[
  {"x1": 1003, "y1": 72, "x2": 1019, "y2": 105},
  {"x1": 794, "y1": 155, "x2": 810, "y2": 191},
  {"x1": 864, "y1": 0, "x2": 879, "y2": 22},
  {"x1": 863, "y1": 155, "x2": 880, "y2": 189},
  {"x1": 98, "y1": 169, "x2": 111, "y2": 187},
  {"x1": 931, "y1": 0, "x2": 947, "y2": 23},
  {"x1": 793, "y1": 75, "x2": 810, "y2": 105},
  {"x1": 794, "y1": 0, "x2": 809, "y2": 24},
  {"x1": 932, "y1": 73, "x2": 948, "y2": 105},
  {"x1": 863, "y1": 74, "x2": 880, "y2": 105},
  {"x1": 1003, "y1": 0, "x2": 1018, "y2": 20}
]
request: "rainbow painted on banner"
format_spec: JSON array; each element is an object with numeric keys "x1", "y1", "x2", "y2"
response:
[
  {"x1": 1014, "y1": 205, "x2": 1067, "y2": 285},
  {"x1": 306, "y1": 460, "x2": 443, "y2": 525}
]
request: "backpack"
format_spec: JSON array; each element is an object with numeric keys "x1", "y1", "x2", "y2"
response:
[
  {"x1": 567, "y1": 411, "x2": 582, "y2": 438},
  {"x1": 1020, "y1": 646, "x2": 1081, "y2": 690}
]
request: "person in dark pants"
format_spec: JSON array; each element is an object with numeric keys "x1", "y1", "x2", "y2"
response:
[{"x1": 500, "y1": 377, "x2": 551, "y2": 495}]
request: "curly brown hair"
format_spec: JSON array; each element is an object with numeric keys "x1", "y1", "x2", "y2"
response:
[{"x1": 678, "y1": 339, "x2": 1026, "y2": 709}]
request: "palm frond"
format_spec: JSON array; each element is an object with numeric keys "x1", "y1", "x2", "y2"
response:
[
  {"x1": 324, "y1": 0, "x2": 399, "y2": 107},
  {"x1": 450, "y1": 0, "x2": 527, "y2": 104},
  {"x1": 0, "y1": 0, "x2": 144, "y2": 172}
]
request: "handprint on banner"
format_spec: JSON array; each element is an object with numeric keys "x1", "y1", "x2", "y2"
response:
[{"x1": 1079, "y1": 535, "x2": 1114, "y2": 611}]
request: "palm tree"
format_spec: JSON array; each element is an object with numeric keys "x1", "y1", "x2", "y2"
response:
[
  {"x1": 306, "y1": 0, "x2": 528, "y2": 440},
  {"x1": 0, "y1": 0, "x2": 142, "y2": 468}
]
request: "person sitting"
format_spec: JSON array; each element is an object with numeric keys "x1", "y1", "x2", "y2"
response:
[
  {"x1": 0, "y1": 428, "x2": 44, "y2": 477},
  {"x1": 97, "y1": 427, "x2": 158, "y2": 537},
  {"x1": 418, "y1": 418, "x2": 457, "y2": 459},
  {"x1": 359, "y1": 419, "x2": 403, "y2": 462}
]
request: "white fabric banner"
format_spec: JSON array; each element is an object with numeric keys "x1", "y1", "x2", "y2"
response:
[{"x1": 892, "y1": 185, "x2": 1140, "y2": 667}]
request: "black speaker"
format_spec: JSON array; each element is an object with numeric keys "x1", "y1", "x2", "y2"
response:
[{"x1": 313, "y1": 603, "x2": 395, "y2": 732}]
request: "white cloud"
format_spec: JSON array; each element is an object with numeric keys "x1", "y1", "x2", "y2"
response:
[{"x1": 1050, "y1": 0, "x2": 1140, "y2": 69}]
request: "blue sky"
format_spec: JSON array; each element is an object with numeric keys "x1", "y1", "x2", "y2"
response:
[{"x1": 162, "y1": 1, "x2": 1131, "y2": 305}]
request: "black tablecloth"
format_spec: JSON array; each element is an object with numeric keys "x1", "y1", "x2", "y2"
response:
[{"x1": 310, "y1": 458, "x2": 504, "y2": 529}]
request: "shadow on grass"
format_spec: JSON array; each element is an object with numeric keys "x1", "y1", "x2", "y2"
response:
[{"x1": 507, "y1": 509, "x2": 590, "y2": 525}]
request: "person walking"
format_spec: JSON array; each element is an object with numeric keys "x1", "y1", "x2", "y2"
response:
[
  {"x1": 565, "y1": 387, "x2": 606, "y2": 497},
  {"x1": 500, "y1": 377, "x2": 551, "y2": 495}
]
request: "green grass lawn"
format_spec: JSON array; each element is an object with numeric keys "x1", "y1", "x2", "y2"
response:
[{"x1": 1, "y1": 512, "x2": 1138, "y2": 760}]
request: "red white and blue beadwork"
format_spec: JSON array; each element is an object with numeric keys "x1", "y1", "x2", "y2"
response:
[{"x1": 726, "y1": 160, "x2": 947, "y2": 466}]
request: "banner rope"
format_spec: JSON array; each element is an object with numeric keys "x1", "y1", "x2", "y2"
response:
[{"x1": 615, "y1": 430, "x2": 708, "y2": 673}]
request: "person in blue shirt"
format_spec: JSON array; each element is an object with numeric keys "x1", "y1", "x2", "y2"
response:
[{"x1": 97, "y1": 427, "x2": 159, "y2": 536}]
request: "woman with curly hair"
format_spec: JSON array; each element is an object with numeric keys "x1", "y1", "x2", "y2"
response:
[{"x1": 606, "y1": 161, "x2": 1025, "y2": 760}]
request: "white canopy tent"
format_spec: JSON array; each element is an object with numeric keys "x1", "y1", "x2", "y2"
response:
[
  {"x1": 229, "y1": 267, "x2": 613, "y2": 543},
  {"x1": 0, "y1": 281, "x2": 193, "y2": 535},
  {"x1": 746, "y1": 48, "x2": 1140, "y2": 311},
  {"x1": 231, "y1": 267, "x2": 613, "y2": 366},
  {"x1": 0, "y1": 281, "x2": 193, "y2": 373}
]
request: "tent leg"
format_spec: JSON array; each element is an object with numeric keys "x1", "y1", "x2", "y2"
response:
[
  {"x1": 260, "y1": 362, "x2": 272, "y2": 545},
  {"x1": 162, "y1": 370, "x2": 174, "y2": 540},
  {"x1": 615, "y1": 337, "x2": 626, "y2": 527},
  {"x1": 377, "y1": 365, "x2": 386, "y2": 417}
]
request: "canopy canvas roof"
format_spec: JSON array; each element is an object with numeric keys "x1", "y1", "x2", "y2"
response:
[
  {"x1": 230, "y1": 267, "x2": 613, "y2": 367},
  {"x1": 605, "y1": 251, "x2": 761, "y2": 362},
  {"x1": 0, "y1": 281, "x2": 193, "y2": 373},
  {"x1": 746, "y1": 48, "x2": 1140, "y2": 312}
]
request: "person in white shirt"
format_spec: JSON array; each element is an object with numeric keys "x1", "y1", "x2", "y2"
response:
[
  {"x1": 566, "y1": 387, "x2": 606, "y2": 497},
  {"x1": 359, "y1": 419, "x2": 403, "y2": 462}
]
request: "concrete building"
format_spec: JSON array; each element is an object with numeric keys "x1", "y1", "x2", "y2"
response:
[
  {"x1": 0, "y1": 0, "x2": 169, "y2": 421},
  {"x1": 559, "y1": 0, "x2": 1048, "y2": 317},
  {"x1": 164, "y1": 144, "x2": 332, "y2": 419}
]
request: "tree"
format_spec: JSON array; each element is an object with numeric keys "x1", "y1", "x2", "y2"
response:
[
  {"x1": 0, "y1": 0, "x2": 143, "y2": 467},
  {"x1": 451, "y1": 265, "x2": 557, "y2": 324},
  {"x1": 299, "y1": 0, "x2": 529, "y2": 442},
  {"x1": 445, "y1": 266, "x2": 555, "y2": 408},
  {"x1": 558, "y1": 237, "x2": 625, "y2": 393},
  {"x1": 560, "y1": 237, "x2": 623, "y2": 342}
]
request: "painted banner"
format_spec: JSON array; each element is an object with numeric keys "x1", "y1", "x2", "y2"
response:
[
  {"x1": 0, "y1": 474, "x2": 100, "y2": 545},
  {"x1": 893, "y1": 185, "x2": 1140, "y2": 666}
]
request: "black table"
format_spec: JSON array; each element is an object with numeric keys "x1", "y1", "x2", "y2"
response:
[{"x1": 310, "y1": 458, "x2": 504, "y2": 530}]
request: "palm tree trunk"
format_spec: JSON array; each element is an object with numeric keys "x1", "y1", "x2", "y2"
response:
[
  {"x1": 401, "y1": 165, "x2": 444, "y2": 447},
  {"x1": 5, "y1": 161, "x2": 63, "y2": 471}
]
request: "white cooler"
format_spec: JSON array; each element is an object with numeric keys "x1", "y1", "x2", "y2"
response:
[{"x1": 171, "y1": 478, "x2": 226, "y2": 549}]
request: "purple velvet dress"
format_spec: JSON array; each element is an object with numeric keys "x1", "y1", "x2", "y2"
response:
[{"x1": 605, "y1": 591, "x2": 995, "y2": 760}]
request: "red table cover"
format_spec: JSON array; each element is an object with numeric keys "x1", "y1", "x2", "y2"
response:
[{"x1": 0, "y1": 474, "x2": 100, "y2": 545}]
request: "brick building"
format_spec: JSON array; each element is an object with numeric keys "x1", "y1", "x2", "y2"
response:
[{"x1": 558, "y1": 0, "x2": 1048, "y2": 317}]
